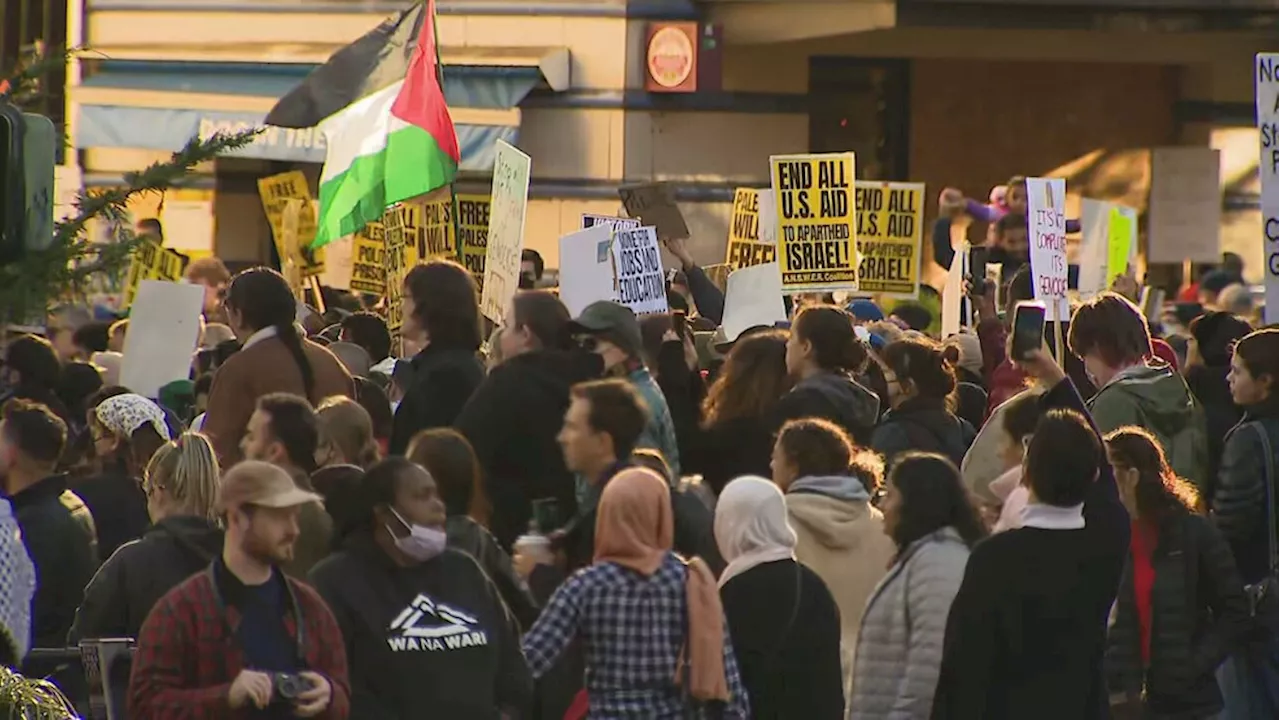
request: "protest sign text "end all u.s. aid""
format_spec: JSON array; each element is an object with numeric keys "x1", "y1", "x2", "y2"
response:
[{"x1": 769, "y1": 153, "x2": 858, "y2": 293}]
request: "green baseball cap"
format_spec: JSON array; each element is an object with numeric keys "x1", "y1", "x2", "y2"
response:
[{"x1": 567, "y1": 301, "x2": 642, "y2": 358}]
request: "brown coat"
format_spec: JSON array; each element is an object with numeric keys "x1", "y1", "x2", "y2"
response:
[{"x1": 203, "y1": 335, "x2": 355, "y2": 467}]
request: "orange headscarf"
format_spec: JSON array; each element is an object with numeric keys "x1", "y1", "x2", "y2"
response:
[{"x1": 593, "y1": 468, "x2": 729, "y2": 702}]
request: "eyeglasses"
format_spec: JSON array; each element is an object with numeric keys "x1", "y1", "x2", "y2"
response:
[{"x1": 576, "y1": 335, "x2": 600, "y2": 353}]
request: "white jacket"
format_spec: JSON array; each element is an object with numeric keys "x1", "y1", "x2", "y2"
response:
[{"x1": 848, "y1": 527, "x2": 969, "y2": 719}]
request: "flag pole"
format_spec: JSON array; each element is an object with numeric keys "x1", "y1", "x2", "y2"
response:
[{"x1": 427, "y1": 0, "x2": 464, "y2": 266}]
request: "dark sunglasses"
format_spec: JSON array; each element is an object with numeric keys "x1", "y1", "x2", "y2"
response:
[{"x1": 575, "y1": 335, "x2": 600, "y2": 352}]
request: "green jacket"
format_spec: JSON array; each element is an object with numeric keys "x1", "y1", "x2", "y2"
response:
[{"x1": 1088, "y1": 364, "x2": 1210, "y2": 492}]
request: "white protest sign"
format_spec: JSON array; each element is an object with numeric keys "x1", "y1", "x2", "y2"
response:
[
  {"x1": 1026, "y1": 177, "x2": 1069, "y2": 323},
  {"x1": 612, "y1": 226, "x2": 668, "y2": 315},
  {"x1": 941, "y1": 243, "x2": 966, "y2": 339},
  {"x1": 120, "y1": 280, "x2": 205, "y2": 399},
  {"x1": 721, "y1": 262, "x2": 787, "y2": 343},
  {"x1": 559, "y1": 224, "x2": 617, "y2": 317},
  {"x1": 1258, "y1": 53, "x2": 1279, "y2": 324},
  {"x1": 480, "y1": 140, "x2": 532, "y2": 324},
  {"x1": 581, "y1": 214, "x2": 640, "y2": 232},
  {"x1": 757, "y1": 192, "x2": 778, "y2": 246}
]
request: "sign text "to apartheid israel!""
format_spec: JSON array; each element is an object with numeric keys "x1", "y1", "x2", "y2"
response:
[
  {"x1": 854, "y1": 181, "x2": 923, "y2": 297},
  {"x1": 769, "y1": 153, "x2": 858, "y2": 293}
]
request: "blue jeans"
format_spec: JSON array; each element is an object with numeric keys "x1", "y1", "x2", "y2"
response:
[{"x1": 1216, "y1": 640, "x2": 1278, "y2": 720}]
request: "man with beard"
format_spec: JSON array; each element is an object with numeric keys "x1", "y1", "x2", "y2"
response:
[
  {"x1": 241, "y1": 393, "x2": 333, "y2": 578},
  {"x1": 128, "y1": 461, "x2": 350, "y2": 720}
]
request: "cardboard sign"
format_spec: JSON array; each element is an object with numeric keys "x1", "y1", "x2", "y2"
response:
[
  {"x1": 120, "y1": 280, "x2": 204, "y2": 399},
  {"x1": 481, "y1": 140, "x2": 532, "y2": 324},
  {"x1": 257, "y1": 171, "x2": 325, "y2": 276},
  {"x1": 1026, "y1": 177, "x2": 1069, "y2": 323},
  {"x1": 559, "y1": 224, "x2": 617, "y2": 316},
  {"x1": 457, "y1": 194, "x2": 491, "y2": 287},
  {"x1": 350, "y1": 222, "x2": 386, "y2": 295},
  {"x1": 122, "y1": 238, "x2": 190, "y2": 307},
  {"x1": 769, "y1": 152, "x2": 858, "y2": 293},
  {"x1": 581, "y1": 214, "x2": 640, "y2": 232},
  {"x1": 1258, "y1": 53, "x2": 1279, "y2": 324},
  {"x1": 721, "y1": 262, "x2": 786, "y2": 343},
  {"x1": 612, "y1": 226, "x2": 669, "y2": 315},
  {"x1": 854, "y1": 181, "x2": 924, "y2": 298},
  {"x1": 619, "y1": 183, "x2": 690, "y2": 241},
  {"x1": 1148, "y1": 148, "x2": 1221, "y2": 264},
  {"x1": 725, "y1": 188, "x2": 779, "y2": 271}
]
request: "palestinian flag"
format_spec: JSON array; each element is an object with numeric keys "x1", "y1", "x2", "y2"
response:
[{"x1": 265, "y1": 0, "x2": 458, "y2": 248}]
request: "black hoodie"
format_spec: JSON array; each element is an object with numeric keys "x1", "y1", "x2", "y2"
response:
[
  {"x1": 69, "y1": 515, "x2": 223, "y2": 641},
  {"x1": 455, "y1": 348, "x2": 603, "y2": 549},
  {"x1": 308, "y1": 537, "x2": 532, "y2": 720},
  {"x1": 770, "y1": 370, "x2": 881, "y2": 446}
]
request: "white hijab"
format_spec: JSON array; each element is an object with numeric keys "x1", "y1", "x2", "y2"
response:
[{"x1": 714, "y1": 476, "x2": 798, "y2": 588}]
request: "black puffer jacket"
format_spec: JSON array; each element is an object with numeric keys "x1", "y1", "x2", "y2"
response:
[
  {"x1": 1106, "y1": 513, "x2": 1251, "y2": 717},
  {"x1": 870, "y1": 397, "x2": 976, "y2": 471},
  {"x1": 68, "y1": 515, "x2": 222, "y2": 642},
  {"x1": 1211, "y1": 408, "x2": 1279, "y2": 584},
  {"x1": 770, "y1": 371, "x2": 880, "y2": 446}
]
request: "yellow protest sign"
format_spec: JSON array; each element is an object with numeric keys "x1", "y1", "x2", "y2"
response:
[
  {"x1": 456, "y1": 194, "x2": 491, "y2": 287},
  {"x1": 854, "y1": 181, "x2": 924, "y2": 297},
  {"x1": 122, "y1": 239, "x2": 190, "y2": 307},
  {"x1": 415, "y1": 197, "x2": 456, "y2": 264},
  {"x1": 769, "y1": 153, "x2": 858, "y2": 293},
  {"x1": 257, "y1": 171, "x2": 325, "y2": 277},
  {"x1": 725, "y1": 188, "x2": 778, "y2": 271},
  {"x1": 382, "y1": 204, "x2": 411, "y2": 340},
  {"x1": 351, "y1": 222, "x2": 386, "y2": 295},
  {"x1": 1107, "y1": 208, "x2": 1135, "y2": 284}
]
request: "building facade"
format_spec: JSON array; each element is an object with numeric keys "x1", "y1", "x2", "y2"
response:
[{"x1": 65, "y1": 0, "x2": 1277, "y2": 283}]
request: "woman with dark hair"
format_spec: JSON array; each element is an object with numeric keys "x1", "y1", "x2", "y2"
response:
[
  {"x1": 693, "y1": 330, "x2": 794, "y2": 495},
  {"x1": 872, "y1": 337, "x2": 976, "y2": 471},
  {"x1": 1211, "y1": 328, "x2": 1279, "y2": 719},
  {"x1": 0, "y1": 334, "x2": 70, "y2": 422},
  {"x1": 1104, "y1": 427, "x2": 1250, "y2": 720},
  {"x1": 76, "y1": 393, "x2": 169, "y2": 558},
  {"x1": 407, "y1": 428, "x2": 538, "y2": 629},
  {"x1": 849, "y1": 452, "x2": 985, "y2": 718},
  {"x1": 772, "y1": 304, "x2": 880, "y2": 445},
  {"x1": 455, "y1": 289, "x2": 602, "y2": 548},
  {"x1": 203, "y1": 267, "x2": 354, "y2": 465},
  {"x1": 391, "y1": 260, "x2": 486, "y2": 454},
  {"x1": 308, "y1": 456, "x2": 532, "y2": 719},
  {"x1": 352, "y1": 376, "x2": 394, "y2": 455}
]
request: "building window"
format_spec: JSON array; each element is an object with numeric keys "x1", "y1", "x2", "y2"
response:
[
  {"x1": 2, "y1": 0, "x2": 68, "y2": 162},
  {"x1": 808, "y1": 57, "x2": 909, "y2": 181}
]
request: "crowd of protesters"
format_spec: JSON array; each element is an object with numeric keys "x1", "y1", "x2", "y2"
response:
[{"x1": 0, "y1": 183, "x2": 1275, "y2": 720}]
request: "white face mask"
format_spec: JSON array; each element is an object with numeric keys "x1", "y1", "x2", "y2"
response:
[{"x1": 385, "y1": 507, "x2": 446, "y2": 562}]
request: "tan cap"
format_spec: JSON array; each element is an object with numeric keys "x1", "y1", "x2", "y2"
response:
[{"x1": 217, "y1": 460, "x2": 322, "y2": 512}]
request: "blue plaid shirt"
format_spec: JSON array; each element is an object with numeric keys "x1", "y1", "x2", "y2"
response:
[{"x1": 522, "y1": 553, "x2": 749, "y2": 719}]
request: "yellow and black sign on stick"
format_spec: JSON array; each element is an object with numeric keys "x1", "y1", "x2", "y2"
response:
[
  {"x1": 122, "y1": 239, "x2": 190, "y2": 307},
  {"x1": 854, "y1": 181, "x2": 924, "y2": 298},
  {"x1": 351, "y1": 222, "x2": 386, "y2": 296},
  {"x1": 455, "y1": 194, "x2": 491, "y2": 288},
  {"x1": 257, "y1": 171, "x2": 325, "y2": 278},
  {"x1": 768, "y1": 153, "x2": 858, "y2": 293}
]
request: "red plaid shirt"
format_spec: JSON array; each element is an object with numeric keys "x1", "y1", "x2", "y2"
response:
[{"x1": 127, "y1": 568, "x2": 350, "y2": 720}]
